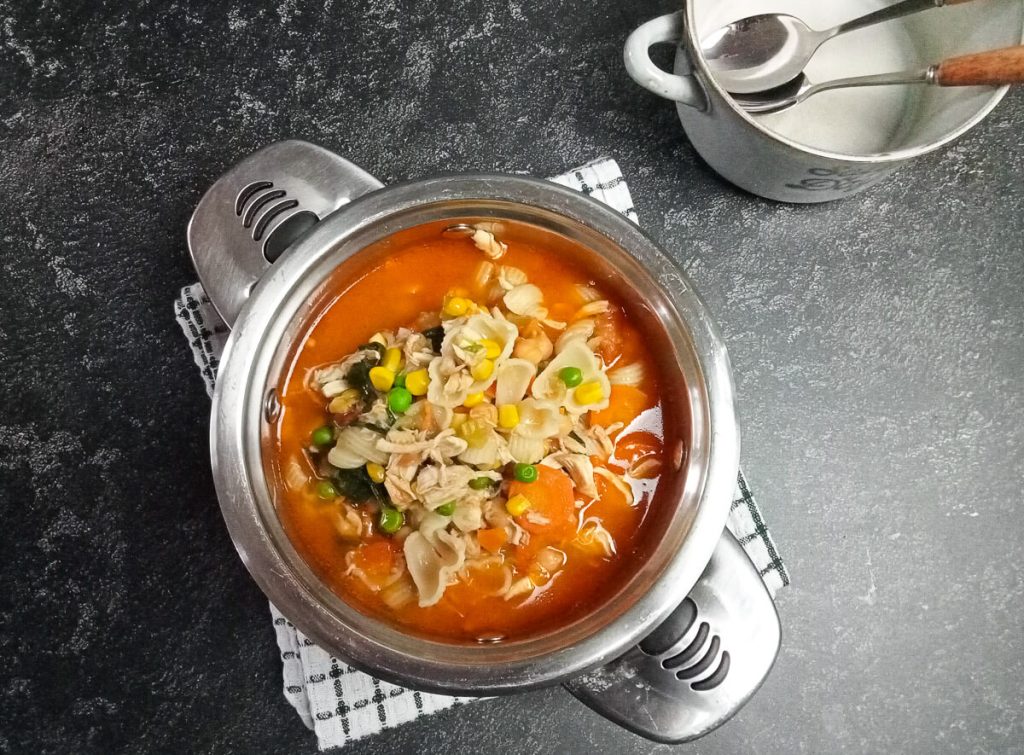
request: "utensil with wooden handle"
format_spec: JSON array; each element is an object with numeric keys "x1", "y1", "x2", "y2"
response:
[
  {"x1": 734, "y1": 44, "x2": 1024, "y2": 114},
  {"x1": 703, "y1": 0, "x2": 980, "y2": 94}
]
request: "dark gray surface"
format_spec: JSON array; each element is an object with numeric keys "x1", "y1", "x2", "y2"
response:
[{"x1": 1, "y1": 0, "x2": 1021, "y2": 753}]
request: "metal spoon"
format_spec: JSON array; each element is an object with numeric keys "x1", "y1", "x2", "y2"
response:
[
  {"x1": 733, "y1": 45, "x2": 1024, "y2": 115},
  {"x1": 703, "y1": 0, "x2": 976, "y2": 94}
]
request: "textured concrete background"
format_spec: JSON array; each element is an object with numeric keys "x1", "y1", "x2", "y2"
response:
[{"x1": 1, "y1": 0, "x2": 1022, "y2": 752}]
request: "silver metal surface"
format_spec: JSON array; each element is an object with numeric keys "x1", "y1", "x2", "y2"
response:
[
  {"x1": 735, "y1": 67, "x2": 932, "y2": 114},
  {"x1": 703, "y1": 0, "x2": 944, "y2": 94},
  {"x1": 187, "y1": 140, "x2": 383, "y2": 325},
  {"x1": 194, "y1": 140, "x2": 758, "y2": 717},
  {"x1": 624, "y1": 1, "x2": 1023, "y2": 203},
  {"x1": 564, "y1": 530, "x2": 781, "y2": 743}
]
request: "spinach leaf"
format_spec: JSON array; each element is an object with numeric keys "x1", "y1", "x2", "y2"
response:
[
  {"x1": 422, "y1": 326, "x2": 445, "y2": 353},
  {"x1": 346, "y1": 359, "x2": 375, "y2": 398},
  {"x1": 332, "y1": 466, "x2": 391, "y2": 507}
]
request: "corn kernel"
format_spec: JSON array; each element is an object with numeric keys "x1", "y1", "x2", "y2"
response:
[
  {"x1": 574, "y1": 380, "x2": 604, "y2": 405},
  {"x1": 365, "y1": 462, "x2": 386, "y2": 484},
  {"x1": 369, "y1": 366, "x2": 395, "y2": 391},
  {"x1": 463, "y1": 392, "x2": 485, "y2": 408},
  {"x1": 405, "y1": 368, "x2": 430, "y2": 396},
  {"x1": 498, "y1": 404, "x2": 520, "y2": 429},
  {"x1": 450, "y1": 412, "x2": 468, "y2": 429},
  {"x1": 382, "y1": 347, "x2": 402, "y2": 373},
  {"x1": 471, "y1": 358, "x2": 494, "y2": 382},
  {"x1": 480, "y1": 339, "x2": 502, "y2": 359},
  {"x1": 443, "y1": 297, "x2": 470, "y2": 317},
  {"x1": 368, "y1": 332, "x2": 387, "y2": 346},
  {"x1": 506, "y1": 494, "x2": 532, "y2": 517}
]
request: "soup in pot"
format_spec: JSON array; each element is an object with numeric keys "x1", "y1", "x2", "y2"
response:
[{"x1": 269, "y1": 224, "x2": 679, "y2": 642}]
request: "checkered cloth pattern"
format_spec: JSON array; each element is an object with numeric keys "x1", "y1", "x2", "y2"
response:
[{"x1": 174, "y1": 158, "x2": 789, "y2": 750}]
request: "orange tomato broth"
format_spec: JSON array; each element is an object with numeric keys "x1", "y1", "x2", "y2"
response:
[{"x1": 269, "y1": 226, "x2": 679, "y2": 642}]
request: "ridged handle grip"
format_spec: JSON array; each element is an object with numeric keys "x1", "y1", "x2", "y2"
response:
[
  {"x1": 187, "y1": 140, "x2": 384, "y2": 326},
  {"x1": 564, "y1": 530, "x2": 781, "y2": 743},
  {"x1": 936, "y1": 45, "x2": 1024, "y2": 86}
]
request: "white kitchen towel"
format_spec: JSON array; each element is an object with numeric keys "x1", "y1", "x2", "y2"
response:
[{"x1": 174, "y1": 158, "x2": 789, "y2": 751}]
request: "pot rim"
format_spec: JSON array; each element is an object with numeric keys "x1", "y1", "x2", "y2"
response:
[
  {"x1": 682, "y1": 0, "x2": 1020, "y2": 164},
  {"x1": 210, "y1": 173, "x2": 740, "y2": 693}
]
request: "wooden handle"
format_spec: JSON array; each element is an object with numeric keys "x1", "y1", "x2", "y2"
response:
[{"x1": 936, "y1": 45, "x2": 1024, "y2": 86}]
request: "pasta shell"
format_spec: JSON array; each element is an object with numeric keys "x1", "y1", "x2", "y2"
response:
[
  {"x1": 555, "y1": 318, "x2": 595, "y2": 354},
  {"x1": 575, "y1": 300, "x2": 610, "y2": 319},
  {"x1": 608, "y1": 361, "x2": 645, "y2": 387},
  {"x1": 283, "y1": 460, "x2": 308, "y2": 492},
  {"x1": 426, "y1": 357, "x2": 472, "y2": 408},
  {"x1": 508, "y1": 433, "x2": 547, "y2": 464},
  {"x1": 432, "y1": 313, "x2": 519, "y2": 401},
  {"x1": 495, "y1": 358, "x2": 536, "y2": 406},
  {"x1": 471, "y1": 228, "x2": 507, "y2": 260},
  {"x1": 328, "y1": 425, "x2": 389, "y2": 468},
  {"x1": 403, "y1": 528, "x2": 467, "y2": 607},
  {"x1": 503, "y1": 284, "x2": 544, "y2": 318},
  {"x1": 532, "y1": 339, "x2": 611, "y2": 414},
  {"x1": 497, "y1": 265, "x2": 528, "y2": 291},
  {"x1": 473, "y1": 260, "x2": 496, "y2": 290},
  {"x1": 456, "y1": 429, "x2": 507, "y2": 468},
  {"x1": 514, "y1": 398, "x2": 562, "y2": 439}
]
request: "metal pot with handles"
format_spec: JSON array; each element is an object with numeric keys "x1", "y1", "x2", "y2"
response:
[
  {"x1": 188, "y1": 140, "x2": 780, "y2": 743},
  {"x1": 625, "y1": 0, "x2": 1023, "y2": 202}
]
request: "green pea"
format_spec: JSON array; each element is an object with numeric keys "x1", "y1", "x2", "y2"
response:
[
  {"x1": 378, "y1": 506, "x2": 405, "y2": 534},
  {"x1": 393, "y1": 372, "x2": 406, "y2": 388},
  {"x1": 311, "y1": 425, "x2": 335, "y2": 448},
  {"x1": 388, "y1": 387, "x2": 413, "y2": 414},
  {"x1": 316, "y1": 480, "x2": 339, "y2": 499},
  {"x1": 513, "y1": 463, "x2": 538, "y2": 483},
  {"x1": 436, "y1": 500, "x2": 456, "y2": 516},
  {"x1": 558, "y1": 366, "x2": 583, "y2": 388},
  {"x1": 468, "y1": 476, "x2": 493, "y2": 491}
]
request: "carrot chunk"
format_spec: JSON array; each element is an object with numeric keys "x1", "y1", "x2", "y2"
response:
[
  {"x1": 589, "y1": 385, "x2": 649, "y2": 429},
  {"x1": 477, "y1": 527, "x2": 509, "y2": 554},
  {"x1": 509, "y1": 465, "x2": 576, "y2": 539}
]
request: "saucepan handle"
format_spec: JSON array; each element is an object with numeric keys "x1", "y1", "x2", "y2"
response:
[
  {"x1": 623, "y1": 11, "x2": 708, "y2": 110},
  {"x1": 563, "y1": 529, "x2": 781, "y2": 743},
  {"x1": 186, "y1": 140, "x2": 384, "y2": 327}
]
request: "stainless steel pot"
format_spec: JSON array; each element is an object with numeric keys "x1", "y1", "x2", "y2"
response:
[
  {"x1": 625, "y1": 0, "x2": 1023, "y2": 202},
  {"x1": 187, "y1": 140, "x2": 781, "y2": 743}
]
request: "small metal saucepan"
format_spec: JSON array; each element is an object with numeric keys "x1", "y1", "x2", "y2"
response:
[
  {"x1": 187, "y1": 140, "x2": 781, "y2": 743},
  {"x1": 625, "y1": 0, "x2": 1023, "y2": 202}
]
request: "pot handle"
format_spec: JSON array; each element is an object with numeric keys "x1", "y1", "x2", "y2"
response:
[
  {"x1": 563, "y1": 529, "x2": 781, "y2": 743},
  {"x1": 186, "y1": 140, "x2": 384, "y2": 327},
  {"x1": 623, "y1": 11, "x2": 708, "y2": 110}
]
